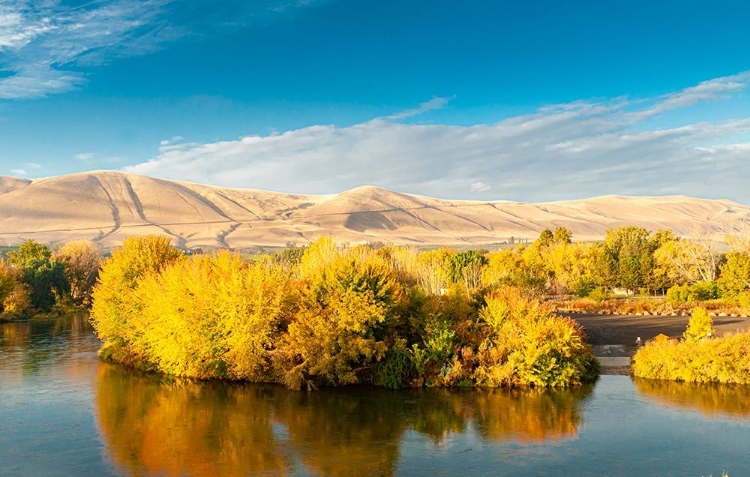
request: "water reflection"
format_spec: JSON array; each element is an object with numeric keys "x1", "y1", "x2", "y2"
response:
[
  {"x1": 94, "y1": 365, "x2": 593, "y2": 476},
  {"x1": 0, "y1": 313, "x2": 98, "y2": 384},
  {"x1": 5, "y1": 316, "x2": 750, "y2": 476},
  {"x1": 635, "y1": 378, "x2": 750, "y2": 419}
]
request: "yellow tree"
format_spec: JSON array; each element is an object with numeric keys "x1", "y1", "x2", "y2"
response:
[
  {"x1": 55, "y1": 240, "x2": 102, "y2": 306},
  {"x1": 0, "y1": 259, "x2": 29, "y2": 319},
  {"x1": 654, "y1": 238, "x2": 717, "y2": 285},
  {"x1": 134, "y1": 252, "x2": 291, "y2": 380},
  {"x1": 414, "y1": 248, "x2": 454, "y2": 295},
  {"x1": 90, "y1": 235, "x2": 182, "y2": 363},
  {"x1": 277, "y1": 240, "x2": 403, "y2": 389}
]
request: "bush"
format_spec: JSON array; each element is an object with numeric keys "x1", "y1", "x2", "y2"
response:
[
  {"x1": 684, "y1": 307, "x2": 715, "y2": 342},
  {"x1": 738, "y1": 292, "x2": 750, "y2": 310},
  {"x1": 474, "y1": 288, "x2": 598, "y2": 388},
  {"x1": 373, "y1": 339, "x2": 417, "y2": 389},
  {"x1": 134, "y1": 253, "x2": 291, "y2": 380},
  {"x1": 275, "y1": 243, "x2": 402, "y2": 390},
  {"x1": 55, "y1": 240, "x2": 101, "y2": 306},
  {"x1": 632, "y1": 330, "x2": 750, "y2": 384},
  {"x1": 570, "y1": 278, "x2": 596, "y2": 298},
  {"x1": 666, "y1": 282, "x2": 721, "y2": 304},
  {"x1": 587, "y1": 286, "x2": 610, "y2": 303}
]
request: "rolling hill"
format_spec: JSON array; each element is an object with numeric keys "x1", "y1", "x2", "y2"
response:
[{"x1": 0, "y1": 170, "x2": 747, "y2": 249}]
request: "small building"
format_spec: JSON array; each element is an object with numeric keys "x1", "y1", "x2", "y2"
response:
[{"x1": 652, "y1": 333, "x2": 670, "y2": 343}]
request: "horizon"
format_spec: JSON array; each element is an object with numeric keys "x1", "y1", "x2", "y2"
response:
[
  {"x1": 2, "y1": 1, "x2": 750, "y2": 202},
  {"x1": 0, "y1": 168, "x2": 747, "y2": 205}
]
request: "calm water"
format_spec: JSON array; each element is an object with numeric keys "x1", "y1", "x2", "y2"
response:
[{"x1": 1, "y1": 316, "x2": 750, "y2": 476}]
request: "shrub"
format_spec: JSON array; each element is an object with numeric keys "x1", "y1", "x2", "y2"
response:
[
  {"x1": 632, "y1": 330, "x2": 750, "y2": 384},
  {"x1": 738, "y1": 292, "x2": 750, "y2": 310},
  {"x1": 666, "y1": 282, "x2": 721, "y2": 304},
  {"x1": 570, "y1": 278, "x2": 596, "y2": 298},
  {"x1": 474, "y1": 287, "x2": 598, "y2": 388},
  {"x1": 55, "y1": 240, "x2": 102, "y2": 306},
  {"x1": 373, "y1": 339, "x2": 417, "y2": 389},
  {"x1": 88, "y1": 236, "x2": 601, "y2": 390},
  {"x1": 275, "y1": 243, "x2": 402, "y2": 390},
  {"x1": 587, "y1": 286, "x2": 610, "y2": 303},
  {"x1": 684, "y1": 307, "x2": 715, "y2": 342}
]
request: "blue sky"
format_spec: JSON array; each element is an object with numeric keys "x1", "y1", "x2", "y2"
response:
[{"x1": 2, "y1": 0, "x2": 750, "y2": 202}]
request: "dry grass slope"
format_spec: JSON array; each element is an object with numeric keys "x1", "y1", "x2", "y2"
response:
[{"x1": 0, "y1": 170, "x2": 748, "y2": 249}]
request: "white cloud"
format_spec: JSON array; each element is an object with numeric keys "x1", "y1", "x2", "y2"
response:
[
  {"x1": 75, "y1": 152, "x2": 95, "y2": 161},
  {"x1": 470, "y1": 182, "x2": 491, "y2": 192},
  {"x1": 124, "y1": 71, "x2": 750, "y2": 202},
  {"x1": 629, "y1": 71, "x2": 750, "y2": 120},
  {"x1": 24, "y1": 162, "x2": 42, "y2": 169},
  {"x1": 160, "y1": 135, "x2": 184, "y2": 146},
  {"x1": 10, "y1": 168, "x2": 26, "y2": 176}
]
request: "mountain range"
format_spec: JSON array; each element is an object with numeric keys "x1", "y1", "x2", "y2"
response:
[{"x1": 0, "y1": 171, "x2": 747, "y2": 249}]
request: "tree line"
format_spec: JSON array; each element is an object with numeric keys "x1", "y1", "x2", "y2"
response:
[
  {"x1": 89, "y1": 235, "x2": 598, "y2": 389},
  {"x1": 3, "y1": 224, "x2": 750, "y2": 387},
  {"x1": 0, "y1": 240, "x2": 100, "y2": 320}
]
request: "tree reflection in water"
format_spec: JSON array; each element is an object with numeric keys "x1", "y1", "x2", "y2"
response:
[
  {"x1": 635, "y1": 378, "x2": 750, "y2": 419},
  {"x1": 0, "y1": 313, "x2": 95, "y2": 381},
  {"x1": 95, "y1": 365, "x2": 593, "y2": 476}
]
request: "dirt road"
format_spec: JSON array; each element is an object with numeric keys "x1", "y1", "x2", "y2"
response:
[{"x1": 565, "y1": 312, "x2": 750, "y2": 346}]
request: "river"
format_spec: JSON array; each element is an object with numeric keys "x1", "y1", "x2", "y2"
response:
[{"x1": 1, "y1": 315, "x2": 749, "y2": 476}]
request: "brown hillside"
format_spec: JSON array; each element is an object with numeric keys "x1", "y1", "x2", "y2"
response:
[
  {"x1": 0, "y1": 171, "x2": 747, "y2": 249},
  {"x1": 0, "y1": 176, "x2": 31, "y2": 195}
]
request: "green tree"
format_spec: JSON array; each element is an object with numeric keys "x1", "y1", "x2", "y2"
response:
[
  {"x1": 7, "y1": 240, "x2": 69, "y2": 311},
  {"x1": 599, "y1": 226, "x2": 653, "y2": 292},
  {"x1": 618, "y1": 256, "x2": 642, "y2": 295},
  {"x1": 445, "y1": 250, "x2": 488, "y2": 291}
]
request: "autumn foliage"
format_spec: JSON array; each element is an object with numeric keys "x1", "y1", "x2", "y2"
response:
[
  {"x1": 0, "y1": 259, "x2": 29, "y2": 320},
  {"x1": 89, "y1": 235, "x2": 598, "y2": 390},
  {"x1": 633, "y1": 308, "x2": 750, "y2": 383}
]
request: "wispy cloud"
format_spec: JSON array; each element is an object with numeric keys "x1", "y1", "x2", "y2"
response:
[
  {"x1": 0, "y1": 0, "x2": 175, "y2": 99},
  {"x1": 10, "y1": 168, "x2": 26, "y2": 176},
  {"x1": 75, "y1": 152, "x2": 95, "y2": 161},
  {"x1": 385, "y1": 96, "x2": 453, "y2": 120},
  {"x1": 125, "y1": 72, "x2": 750, "y2": 202},
  {"x1": 0, "y1": 0, "x2": 320, "y2": 99}
]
